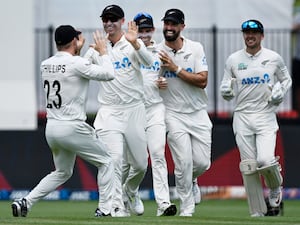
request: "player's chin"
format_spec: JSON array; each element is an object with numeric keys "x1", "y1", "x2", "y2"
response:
[
  {"x1": 245, "y1": 40, "x2": 257, "y2": 47},
  {"x1": 104, "y1": 27, "x2": 115, "y2": 34}
]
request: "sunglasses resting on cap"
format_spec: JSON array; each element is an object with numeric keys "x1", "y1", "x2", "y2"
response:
[{"x1": 241, "y1": 20, "x2": 264, "y2": 33}]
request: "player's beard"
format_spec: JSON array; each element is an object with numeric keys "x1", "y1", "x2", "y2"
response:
[{"x1": 163, "y1": 29, "x2": 180, "y2": 42}]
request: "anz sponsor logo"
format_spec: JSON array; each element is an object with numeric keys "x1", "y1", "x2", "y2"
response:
[
  {"x1": 114, "y1": 57, "x2": 132, "y2": 69},
  {"x1": 241, "y1": 73, "x2": 270, "y2": 85},
  {"x1": 163, "y1": 67, "x2": 192, "y2": 78},
  {"x1": 141, "y1": 61, "x2": 160, "y2": 71}
]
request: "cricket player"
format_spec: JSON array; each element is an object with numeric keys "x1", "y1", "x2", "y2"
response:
[
  {"x1": 84, "y1": 5, "x2": 153, "y2": 217},
  {"x1": 131, "y1": 12, "x2": 177, "y2": 216},
  {"x1": 11, "y1": 25, "x2": 115, "y2": 217},
  {"x1": 156, "y1": 9, "x2": 212, "y2": 216},
  {"x1": 220, "y1": 19, "x2": 292, "y2": 217}
]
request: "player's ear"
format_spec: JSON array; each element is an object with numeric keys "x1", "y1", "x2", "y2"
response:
[
  {"x1": 180, "y1": 23, "x2": 185, "y2": 31},
  {"x1": 120, "y1": 17, "x2": 125, "y2": 25}
]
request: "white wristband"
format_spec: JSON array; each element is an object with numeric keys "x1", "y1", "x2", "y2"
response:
[{"x1": 175, "y1": 66, "x2": 182, "y2": 75}]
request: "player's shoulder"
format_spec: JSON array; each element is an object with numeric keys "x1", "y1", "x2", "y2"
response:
[
  {"x1": 41, "y1": 55, "x2": 56, "y2": 65},
  {"x1": 155, "y1": 41, "x2": 164, "y2": 50},
  {"x1": 182, "y1": 37, "x2": 205, "y2": 55},
  {"x1": 228, "y1": 49, "x2": 244, "y2": 58},
  {"x1": 66, "y1": 55, "x2": 89, "y2": 65},
  {"x1": 184, "y1": 37, "x2": 203, "y2": 47},
  {"x1": 262, "y1": 47, "x2": 280, "y2": 56},
  {"x1": 225, "y1": 49, "x2": 244, "y2": 65},
  {"x1": 261, "y1": 47, "x2": 284, "y2": 62}
]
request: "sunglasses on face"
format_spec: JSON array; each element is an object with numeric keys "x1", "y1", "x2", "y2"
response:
[
  {"x1": 102, "y1": 16, "x2": 120, "y2": 23},
  {"x1": 134, "y1": 12, "x2": 152, "y2": 21}
]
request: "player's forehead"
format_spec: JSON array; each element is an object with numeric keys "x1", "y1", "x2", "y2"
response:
[
  {"x1": 163, "y1": 20, "x2": 181, "y2": 26},
  {"x1": 138, "y1": 27, "x2": 153, "y2": 33},
  {"x1": 243, "y1": 30, "x2": 263, "y2": 35}
]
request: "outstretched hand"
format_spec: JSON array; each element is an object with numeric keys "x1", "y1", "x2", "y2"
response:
[
  {"x1": 125, "y1": 21, "x2": 138, "y2": 43},
  {"x1": 92, "y1": 30, "x2": 108, "y2": 55},
  {"x1": 125, "y1": 21, "x2": 140, "y2": 50}
]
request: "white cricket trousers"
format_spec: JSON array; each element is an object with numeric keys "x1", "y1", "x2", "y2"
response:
[
  {"x1": 94, "y1": 102, "x2": 148, "y2": 211},
  {"x1": 165, "y1": 109, "x2": 212, "y2": 215},
  {"x1": 145, "y1": 103, "x2": 171, "y2": 207},
  {"x1": 25, "y1": 120, "x2": 114, "y2": 215},
  {"x1": 233, "y1": 111, "x2": 279, "y2": 166}
]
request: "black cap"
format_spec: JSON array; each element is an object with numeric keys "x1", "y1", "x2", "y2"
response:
[
  {"x1": 100, "y1": 4, "x2": 124, "y2": 18},
  {"x1": 241, "y1": 19, "x2": 264, "y2": 33},
  {"x1": 161, "y1": 8, "x2": 185, "y2": 24},
  {"x1": 134, "y1": 12, "x2": 154, "y2": 29},
  {"x1": 55, "y1": 25, "x2": 81, "y2": 45}
]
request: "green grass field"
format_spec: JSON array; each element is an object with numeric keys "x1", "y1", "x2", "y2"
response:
[{"x1": 0, "y1": 199, "x2": 300, "y2": 225}]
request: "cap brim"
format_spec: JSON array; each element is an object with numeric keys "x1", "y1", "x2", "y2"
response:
[
  {"x1": 162, "y1": 16, "x2": 181, "y2": 24},
  {"x1": 241, "y1": 28, "x2": 263, "y2": 33},
  {"x1": 100, "y1": 12, "x2": 123, "y2": 18},
  {"x1": 138, "y1": 24, "x2": 154, "y2": 29}
]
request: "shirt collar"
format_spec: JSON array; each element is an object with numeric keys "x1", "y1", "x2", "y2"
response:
[
  {"x1": 163, "y1": 36, "x2": 186, "y2": 54},
  {"x1": 244, "y1": 47, "x2": 263, "y2": 59},
  {"x1": 56, "y1": 51, "x2": 73, "y2": 56}
]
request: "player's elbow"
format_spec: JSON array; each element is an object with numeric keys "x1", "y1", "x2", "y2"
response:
[
  {"x1": 199, "y1": 80, "x2": 207, "y2": 88},
  {"x1": 99, "y1": 69, "x2": 115, "y2": 81},
  {"x1": 105, "y1": 72, "x2": 115, "y2": 81},
  {"x1": 194, "y1": 79, "x2": 207, "y2": 89}
]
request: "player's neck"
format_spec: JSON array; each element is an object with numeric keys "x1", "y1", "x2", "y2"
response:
[
  {"x1": 107, "y1": 31, "x2": 123, "y2": 46},
  {"x1": 246, "y1": 45, "x2": 262, "y2": 56},
  {"x1": 59, "y1": 46, "x2": 77, "y2": 56},
  {"x1": 165, "y1": 37, "x2": 183, "y2": 52}
]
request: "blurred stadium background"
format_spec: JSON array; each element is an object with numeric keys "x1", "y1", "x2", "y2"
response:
[{"x1": 0, "y1": 0, "x2": 299, "y2": 201}]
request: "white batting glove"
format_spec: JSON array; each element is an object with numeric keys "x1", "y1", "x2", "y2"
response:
[
  {"x1": 268, "y1": 82, "x2": 284, "y2": 106},
  {"x1": 220, "y1": 79, "x2": 235, "y2": 101}
]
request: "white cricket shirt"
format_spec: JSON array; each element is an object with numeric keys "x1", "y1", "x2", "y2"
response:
[
  {"x1": 87, "y1": 35, "x2": 153, "y2": 107},
  {"x1": 222, "y1": 47, "x2": 292, "y2": 113},
  {"x1": 141, "y1": 42, "x2": 163, "y2": 108},
  {"x1": 157, "y1": 37, "x2": 209, "y2": 113},
  {"x1": 41, "y1": 52, "x2": 114, "y2": 121}
]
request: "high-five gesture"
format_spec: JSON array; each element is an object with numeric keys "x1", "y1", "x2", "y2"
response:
[
  {"x1": 125, "y1": 21, "x2": 140, "y2": 50},
  {"x1": 93, "y1": 30, "x2": 108, "y2": 55}
]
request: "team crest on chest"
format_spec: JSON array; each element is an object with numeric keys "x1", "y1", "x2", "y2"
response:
[
  {"x1": 261, "y1": 60, "x2": 270, "y2": 66},
  {"x1": 238, "y1": 63, "x2": 248, "y2": 70},
  {"x1": 184, "y1": 53, "x2": 192, "y2": 61},
  {"x1": 120, "y1": 45, "x2": 127, "y2": 50}
]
